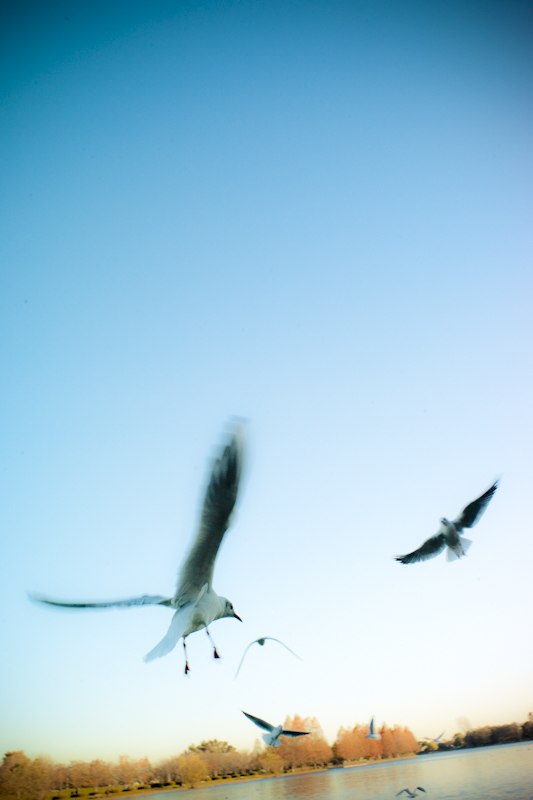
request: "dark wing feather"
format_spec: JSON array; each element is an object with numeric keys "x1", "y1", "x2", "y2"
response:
[
  {"x1": 281, "y1": 730, "x2": 310, "y2": 738},
  {"x1": 454, "y1": 481, "x2": 498, "y2": 529},
  {"x1": 29, "y1": 593, "x2": 171, "y2": 609},
  {"x1": 395, "y1": 532, "x2": 447, "y2": 564},
  {"x1": 242, "y1": 711, "x2": 273, "y2": 733},
  {"x1": 175, "y1": 426, "x2": 244, "y2": 605}
]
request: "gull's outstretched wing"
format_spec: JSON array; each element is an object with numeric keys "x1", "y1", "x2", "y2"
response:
[
  {"x1": 423, "y1": 731, "x2": 444, "y2": 741},
  {"x1": 242, "y1": 711, "x2": 274, "y2": 733},
  {"x1": 280, "y1": 730, "x2": 310, "y2": 738},
  {"x1": 416, "y1": 788, "x2": 426, "y2": 793},
  {"x1": 454, "y1": 481, "x2": 499, "y2": 529},
  {"x1": 395, "y1": 532, "x2": 447, "y2": 564},
  {"x1": 234, "y1": 641, "x2": 256, "y2": 679},
  {"x1": 30, "y1": 593, "x2": 171, "y2": 609},
  {"x1": 175, "y1": 425, "x2": 244, "y2": 606},
  {"x1": 262, "y1": 637, "x2": 302, "y2": 660},
  {"x1": 234, "y1": 636, "x2": 302, "y2": 679}
]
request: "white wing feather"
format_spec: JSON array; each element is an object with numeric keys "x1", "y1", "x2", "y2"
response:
[{"x1": 143, "y1": 604, "x2": 193, "y2": 662}]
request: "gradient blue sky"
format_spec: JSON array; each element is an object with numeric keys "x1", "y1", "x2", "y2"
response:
[{"x1": 1, "y1": 0, "x2": 532, "y2": 764}]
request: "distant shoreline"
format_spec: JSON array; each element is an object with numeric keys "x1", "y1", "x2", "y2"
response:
[{"x1": 102, "y1": 754, "x2": 418, "y2": 795}]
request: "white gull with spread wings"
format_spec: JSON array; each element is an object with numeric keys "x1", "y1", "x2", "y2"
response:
[
  {"x1": 31, "y1": 424, "x2": 245, "y2": 673},
  {"x1": 395, "y1": 480, "x2": 498, "y2": 565},
  {"x1": 242, "y1": 711, "x2": 310, "y2": 747}
]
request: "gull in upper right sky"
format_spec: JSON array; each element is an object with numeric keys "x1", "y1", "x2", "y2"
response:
[
  {"x1": 234, "y1": 636, "x2": 302, "y2": 679},
  {"x1": 395, "y1": 480, "x2": 499, "y2": 565}
]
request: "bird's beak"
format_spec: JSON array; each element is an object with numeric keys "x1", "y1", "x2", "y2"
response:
[{"x1": 233, "y1": 612, "x2": 243, "y2": 622}]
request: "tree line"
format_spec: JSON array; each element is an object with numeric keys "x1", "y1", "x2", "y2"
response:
[
  {"x1": 335, "y1": 723, "x2": 418, "y2": 762},
  {"x1": 448, "y1": 714, "x2": 533, "y2": 750},
  {"x1": 0, "y1": 715, "x2": 420, "y2": 798}
]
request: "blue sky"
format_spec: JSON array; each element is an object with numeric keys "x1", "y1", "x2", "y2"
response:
[{"x1": 1, "y1": 0, "x2": 532, "y2": 763}]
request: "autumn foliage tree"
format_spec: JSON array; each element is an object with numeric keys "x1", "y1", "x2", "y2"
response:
[
  {"x1": 277, "y1": 716, "x2": 333, "y2": 769},
  {"x1": 335, "y1": 722, "x2": 419, "y2": 762},
  {"x1": 0, "y1": 752, "x2": 33, "y2": 800},
  {"x1": 176, "y1": 754, "x2": 208, "y2": 788}
]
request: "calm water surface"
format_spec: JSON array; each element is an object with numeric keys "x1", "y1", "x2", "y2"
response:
[{"x1": 154, "y1": 742, "x2": 533, "y2": 800}]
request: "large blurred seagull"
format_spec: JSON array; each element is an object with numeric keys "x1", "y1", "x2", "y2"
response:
[
  {"x1": 31, "y1": 424, "x2": 245, "y2": 673},
  {"x1": 242, "y1": 711, "x2": 310, "y2": 747},
  {"x1": 395, "y1": 481, "x2": 498, "y2": 565}
]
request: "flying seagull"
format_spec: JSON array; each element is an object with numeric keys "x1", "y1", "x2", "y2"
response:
[
  {"x1": 242, "y1": 711, "x2": 310, "y2": 747},
  {"x1": 366, "y1": 717, "x2": 381, "y2": 740},
  {"x1": 234, "y1": 637, "x2": 302, "y2": 679},
  {"x1": 423, "y1": 731, "x2": 445, "y2": 743},
  {"x1": 395, "y1": 480, "x2": 498, "y2": 564},
  {"x1": 30, "y1": 424, "x2": 245, "y2": 673},
  {"x1": 396, "y1": 790, "x2": 426, "y2": 798}
]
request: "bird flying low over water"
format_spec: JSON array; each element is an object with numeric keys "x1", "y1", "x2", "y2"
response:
[
  {"x1": 234, "y1": 636, "x2": 302, "y2": 679},
  {"x1": 242, "y1": 711, "x2": 310, "y2": 747},
  {"x1": 423, "y1": 732, "x2": 445, "y2": 743},
  {"x1": 31, "y1": 424, "x2": 245, "y2": 674},
  {"x1": 395, "y1": 480, "x2": 498, "y2": 565},
  {"x1": 396, "y1": 789, "x2": 426, "y2": 798},
  {"x1": 366, "y1": 717, "x2": 381, "y2": 740}
]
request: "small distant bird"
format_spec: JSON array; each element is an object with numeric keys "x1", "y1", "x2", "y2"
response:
[
  {"x1": 395, "y1": 481, "x2": 498, "y2": 564},
  {"x1": 242, "y1": 711, "x2": 310, "y2": 747},
  {"x1": 31, "y1": 425, "x2": 245, "y2": 673},
  {"x1": 396, "y1": 790, "x2": 426, "y2": 798},
  {"x1": 423, "y1": 732, "x2": 445, "y2": 743},
  {"x1": 234, "y1": 637, "x2": 302, "y2": 679},
  {"x1": 366, "y1": 717, "x2": 381, "y2": 740}
]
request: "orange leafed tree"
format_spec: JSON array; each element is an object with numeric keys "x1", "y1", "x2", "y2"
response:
[
  {"x1": 336, "y1": 722, "x2": 418, "y2": 762},
  {"x1": 177, "y1": 754, "x2": 208, "y2": 788},
  {"x1": 336, "y1": 725, "x2": 367, "y2": 761},
  {"x1": 380, "y1": 725, "x2": 396, "y2": 758},
  {"x1": 277, "y1": 715, "x2": 333, "y2": 769},
  {"x1": 115, "y1": 755, "x2": 153, "y2": 785}
]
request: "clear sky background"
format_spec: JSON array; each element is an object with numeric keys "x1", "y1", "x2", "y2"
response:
[{"x1": 1, "y1": 0, "x2": 532, "y2": 765}]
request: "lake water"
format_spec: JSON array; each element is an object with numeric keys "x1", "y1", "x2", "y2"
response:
[{"x1": 154, "y1": 742, "x2": 533, "y2": 799}]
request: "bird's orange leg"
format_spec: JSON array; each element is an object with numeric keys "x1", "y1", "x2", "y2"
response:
[{"x1": 206, "y1": 628, "x2": 220, "y2": 659}]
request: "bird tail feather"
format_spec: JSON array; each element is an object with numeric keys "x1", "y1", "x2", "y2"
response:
[
  {"x1": 262, "y1": 733, "x2": 280, "y2": 747},
  {"x1": 446, "y1": 536, "x2": 472, "y2": 562},
  {"x1": 143, "y1": 605, "x2": 190, "y2": 662}
]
